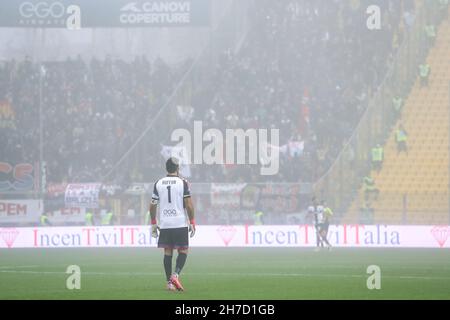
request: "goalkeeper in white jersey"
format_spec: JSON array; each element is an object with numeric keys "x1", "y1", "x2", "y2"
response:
[{"x1": 149, "y1": 157, "x2": 196, "y2": 292}]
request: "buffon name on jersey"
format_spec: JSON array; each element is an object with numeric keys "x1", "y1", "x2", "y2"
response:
[{"x1": 152, "y1": 176, "x2": 191, "y2": 229}]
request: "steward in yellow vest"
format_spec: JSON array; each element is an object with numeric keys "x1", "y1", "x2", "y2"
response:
[
  {"x1": 395, "y1": 124, "x2": 408, "y2": 154},
  {"x1": 40, "y1": 213, "x2": 52, "y2": 226},
  {"x1": 371, "y1": 144, "x2": 384, "y2": 172},
  {"x1": 254, "y1": 210, "x2": 264, "y2": 225},
  {"x1": 85, "y1": 211, "x2": 94, "y2": 226},
  {"x1": 363, "y1": 175, "x2": 380, "y2": 201}
]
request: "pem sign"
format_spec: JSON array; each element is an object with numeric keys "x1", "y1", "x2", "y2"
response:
[
  {"x1": 1, "y1": 225, "x2": 449, "y2": 249},
  {"x1": 0, "y1": 200, "x2": 42, "y2": 223}
]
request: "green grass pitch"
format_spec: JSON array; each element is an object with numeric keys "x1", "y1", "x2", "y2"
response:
[{"x1": 0, "y1": 248, "x2": 449, "y2": 300}]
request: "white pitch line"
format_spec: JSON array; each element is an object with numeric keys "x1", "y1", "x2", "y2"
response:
[
  {"x1": 0, "y1": 265, "x2": 40, "y2": 270},
  {"x1": 0, "y1": 270, "x2": 161, "y2": 276},
  {"x1": 1, "y1": 270, "x2": 450, "y2": 281},
  {"x1": 1, "y1": 262, "x2": 446, "y2": 271}
]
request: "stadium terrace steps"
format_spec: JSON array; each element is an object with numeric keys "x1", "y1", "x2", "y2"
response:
[{"x1": 344, "y1": 18, "x2": 450, "y2": 225}]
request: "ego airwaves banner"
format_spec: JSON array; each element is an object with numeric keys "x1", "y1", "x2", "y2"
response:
[
  {"x1": 64, "y1": 183, "x2": 101, "y2": 208},
  {"x1": 0, "y1": 0, "x2": 210, "y2": 28}
]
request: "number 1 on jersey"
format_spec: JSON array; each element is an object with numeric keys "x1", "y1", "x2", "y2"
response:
[{"x1": 166, "y1": 185, "x2": 171, "y2": 203}]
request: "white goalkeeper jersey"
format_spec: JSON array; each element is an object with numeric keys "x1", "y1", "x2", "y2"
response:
[{"x1": 152, "y1": 175, "x2": 191, "y2": 229}]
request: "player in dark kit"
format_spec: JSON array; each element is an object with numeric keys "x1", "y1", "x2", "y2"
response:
[{"x1": 149, "y1": 157, "x2": 196, "y2": 292}]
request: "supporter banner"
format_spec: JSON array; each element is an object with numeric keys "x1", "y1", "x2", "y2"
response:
[
  {"x1": 47, "y1": 182, "x2": 68, "y2": 197},
  {"x1": 211, "y1": 184, "x2": 246, "y2": 209},
  {"x1": 1, "y1": 225, "x2": 449, "y2": 249},
  {"x1": 125, "y1": 183, "x2": 152, "y2": 195},
  {"x1": 241, "y1": 183, "x2": 303, "y2": 213},
  {"x1": 0, "y1": 0, "x2": 210, "y2": 28},
  {"x1": 64, "y1": 183, "x2": 101, "y2": 208},
  {"x1": 211, "y1": 183, "x2": 306, "y2": 213},
  {"x1": 101, "y1": 184, "x2": 122, "y2": 196},
  {"x1": 0, "y1": 200, "x2": 42, "y2": 223},
  {"x1": 0, "y1": 162, "x2": 36, "y2": 193}
]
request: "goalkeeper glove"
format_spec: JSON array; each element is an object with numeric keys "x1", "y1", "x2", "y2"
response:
[
  {"x1": 189, "y1": 219, "x2": 196, "y2": 238},
  {"x1": 151, "y1": 219, "x2": 159, "y2": 238}
]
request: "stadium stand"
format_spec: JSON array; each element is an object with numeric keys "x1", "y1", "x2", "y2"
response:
[
  {"x1": 345, "y1": 14, "x2": 450, "y2": 224},
  {"x1": 168, "y1": 0, "x2": 409, "y2": 184},
  {"x1": 0, "y1": 1, "x2": 409, "y2": 186},
  {"x1": 0, "y1": 56, "x2": 189, "y2": 183},
  {"x1": 2, "y1": 0, "x2": 448, "y2": 226}
]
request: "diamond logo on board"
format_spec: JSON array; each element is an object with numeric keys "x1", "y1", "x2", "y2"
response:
[
  {"x1": 217, "y1": 226, "x2": 237, "y2": 246},
  {"x1": 431, "y1": 226, "x2": 450, "y2": 248},
  {"x1": 0, "y1": 228, "x2": 19, "y2": 248}
]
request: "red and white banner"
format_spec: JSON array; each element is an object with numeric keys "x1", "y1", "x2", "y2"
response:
[
  {"x1": 1, "y1": 225, "x2": 450, "y2": 249},
  {"x1": 47, "y1": 183, "x2": 68, "y2": 197},
  {"x1": 0, "y1": 200, "x2": 42, "y2": 223}
]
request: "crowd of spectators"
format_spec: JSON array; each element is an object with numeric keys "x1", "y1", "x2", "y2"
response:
[
  {"x1": 1, "y1": 0, "x2": 414, "y2": 187},
  {"x1": 0, "y1": 55, "x2": 190, "y2": 184},
  {"x1": 179, "y1": 0, "x2": 413, "y2": 183}
]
